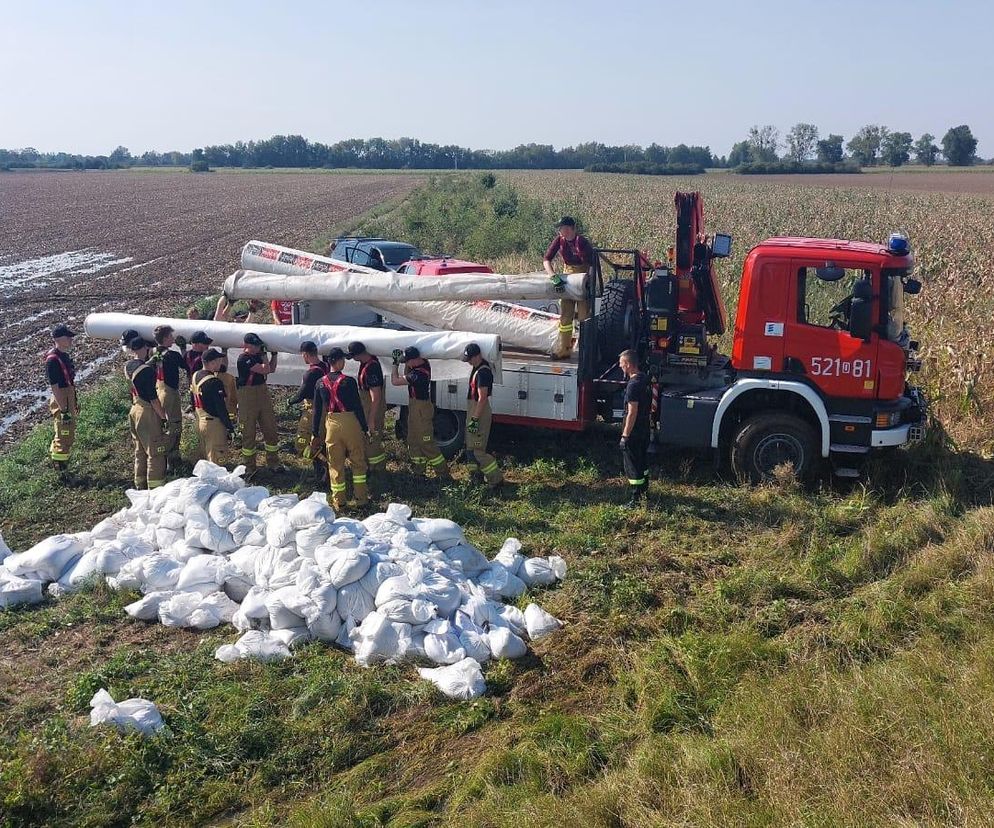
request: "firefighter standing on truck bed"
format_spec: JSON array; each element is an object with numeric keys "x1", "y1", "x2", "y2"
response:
[
  {"x1": 618, "y1": 349, "x2": 650, "y2": 507},
  {"x1": 125, "y1": 336, "x2": 169, "y2": 490},
  {"x1": 45, "y1": 324, "x2": 79, "y2": 475},
  {"x1": 292, "y1": 340, "x2": 329, "y2": 484},
  {"x1": 190, "y1": 348, "x2": 236, "y2": 465},
  {"x1": 544, "y1": 216, "x2": 594, "y2": 359},
  {"x1": 348, "y1": 341, "x2": 387, "y2": 472},
  {"x1": 462, "y1": 343, "x2": 503, "y2": 488},
  {"x1": 151, "y1": 324, "x2": 189, "y2": 470},
  {"x1": 310, "y1": 347, "x2": 369, "y2": 510},
  {"x1": 236, "y1": 332, "x2": 281, "y2": 475},
  {"x1": 390, "y1": 346, "x2": 450, "y2": 479}
]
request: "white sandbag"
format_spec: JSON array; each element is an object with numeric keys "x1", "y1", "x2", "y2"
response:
[
  {"x1": 125, "y1": 590, "x2": 174, "y2": 621},
  {"x1": 295, "y1": 523, "x2": 335, "y2": 557},
  {"x1": 57, "y1": 546, "x2": 130, "y2": 592},
  {"x1": 110, "y1": 553, "x2": 182, "y2": 593},
  {"x1": 253, "y1": 545, "x2": 300, "y2": 589},
  {"x1": 422, "y1": 620, "x2": 466, "y2": 665},
  {"x1": 412, "y1": 517, "x2": 465, "y2": 545},
  {"x1": 307, "y1": 611, "x2": 343, "y2": 642},
  {"x1": 0, "y1": 571, "x2": 44, "y2": 608},
  {"x1": 234, "y1": 486, "x2": 269, "y2": 511},
  {"x1": 335, "y1": 615, "x2": 357, "y2": 652},
  {"x1": 337, "y1": 581, "x2": 376, "y2": 622},
  {"x1": 478, "y1": 563, "x2": 527, "y2": 599},
  {"x1": 192, "y1": 460, "x2": 246, "y2": 493},
  {"x1": 379, "y1": 597, "x2": 436, "y2": 625},
  {"x1": 165, "y1": 540, "x2": 205, "y2": 564},
  {"x1": 358, "y1": 560, "x2": 405, "y2": 595},
  {"x1": 215, "y1": 630, "x2": 291, "y2": 663},
  {"x1": 321, "y1": 548, "x2": 370, "y2": 588},
  {"x1": 417, "y1": 658, "x2": 487, "y2": 700},
  {"x1": 524, "y1": 603, "x2": 562, "y2": 640},
  {"x1": 225, "y1": 570, "x2": 253, "y2": 602},
  {"x1": 175, "y1": 554, "x2": 235, "y2": 594},
  {"x1": 239, "y1": 586, "x2": 271, "y2": 620},
  {"x1": 458, "y1": 626, "x2": 492, "y2": 664},
  {"x1": 89, "y1": 688, "x2": 164, "y2": 735},
  {"x1": 270, "y1": 626, "x2": 313, "y2": 648},
  {"x1": 488, "y1": 626, "x2": 528, "y2": 659},
  {"x1": 444, "y1": 543, "x2": 490, "y2": 577},
  {"x1": 258, "y1": 494, "x2": 299, "y2": 516},
  {"x1": 266, "y1": 586, "x2": 309, "y2": 630},
  {"x1": 497, "y1": 604, "x2": 527, "y2": 637},
  {"x1": 5, "y1": 534, "x2": 84, "y2": 582},
  {"x1": 230, "y1": 545, "x2": 265, "y2": 578},
  {"x1": 208, "y1": 492, "x2": 242, "y2": 528},
  {"x1": 89, "y1": 517, "x2": 123, "y2": 543},
  {"x1": 288, "y1": 492, "x2": 334, "y2": 529},
  {"x1": 184, "y1": 505, "x2": 237, "y2": 553},
  {"x1": 265, "y1": 513, "x2": 295, "y2": 548},
  {"x1": 520, "y1": 556, "x2": 567, "y2": 586},
  {"x1": 154, "y1": 526, "x2": 183, "y2": 550},
  {"x1": 352, "y1": 612, "x2": 413, "y2": 667},
  {"x1": 494, "y1": 538, "x2": 524, "y2": 575},
  {"x1": 159, "y1": 592, "x2": 216, "y2": 628}
]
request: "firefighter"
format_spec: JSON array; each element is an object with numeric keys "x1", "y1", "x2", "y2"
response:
[
  {"x1": 190, "y1": 348, "x2": 236, "y2": 465},
  {"x1": 291, "y1": 340, "x2": 329, "y2": 484},
  {"x1": 125, "y1": 336, "x2": 169, "y2": 490},
  {"x1": 45, "y1": 324, "x2": 79, "y2": 474},
  {"x1": 347, "y1": 341, "x2": 387, "y2": 472},
  {"x1": 180, "y1": 330, "x2": 213, "y2": 375},
  {"x1": 236, "y1": 332, "x2": 281, "y2": 474},
  {"x1": 543, "y1": 216, "x2": 594, "y2": 359},
  {"x1": 462, "y1": 343, "x2": 503, "y2": 488},
  {"x1": 310, "y1": 347, "x2": 369, "y2": 510},
  {"x1": 151, "y1": 324, "x2": 188, "y2": 469},
  {"x1": 618, "y1": 348, "x2": 650, "y2": 507},
  {"x1": 390, "y1": 346, "x2": 450, "y2": 479}
]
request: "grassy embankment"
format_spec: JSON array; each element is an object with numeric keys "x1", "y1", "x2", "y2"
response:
[{"x1": 3, "y1": 174, "x2": 994, "y2": 827}]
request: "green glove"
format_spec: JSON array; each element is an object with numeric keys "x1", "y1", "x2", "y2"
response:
[
  {"x1": 551, "y1": 274, "x2": 566, "y2": 293},
  {"x1": 161, "y1": 419, "x2": 169, "y2": 432},
  {"x1": 467, "y1": 417, "x2": 480, "y2": 434},
  {"x1": 61, "y1": 411, "x2": 73, "y2": 423},
  {"x1": 392, "y1": 348, "x2": 403, "y2": 366}
]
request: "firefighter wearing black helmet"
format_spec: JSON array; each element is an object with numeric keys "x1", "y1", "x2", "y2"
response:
[
  {"x1": 390, "y1": 346, "x2": 449, "y2": 478},
  {"x1": 236, "y1": 331, "x2": 281, "y2": 474},
  {"x1": 348, "y1": 341, "x2": 387, "y2": 472},
  {"x1": 462, "y1": 343, "x2": 502, "y2": 488}
]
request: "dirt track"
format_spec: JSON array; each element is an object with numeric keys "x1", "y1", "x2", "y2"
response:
[{"x1": 0, "y1": 170, "x2": 421, "y2": 445}]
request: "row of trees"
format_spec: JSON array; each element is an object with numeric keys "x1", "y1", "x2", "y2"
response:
[
  {"x1": 729, "y1": 124, "x2": 980, "y2": 168},
  {"x1": 0, "y1": 138, "x2": 717, "y2": 172}
]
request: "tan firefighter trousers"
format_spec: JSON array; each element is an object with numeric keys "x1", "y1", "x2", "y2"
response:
[
  {"x1": 466, "y1": 402, "x2": 502, "y2": 485},
  {"x1": 238, "y1": 384, "x2": 279, "y2": 470},
  {"x1": 360, "y1": 388, "x2": 387, "y2": 470},
  {"x1": 49, "y1": 387, "x2": 78, "y2": 463},
  {"x1": 325, "y1": 411, "x2": 368, "y2": 508},
  {"x1": 157, "y1": 381, "x2": 182, "y2": 460},
  {"x1": 407, "y1": 398, "x2": 448, "y2": 477},
  {"x1": 554, "y1": 264, "x2": 590, "y2": 358},
  {"x1": 130, "y1": 400, "x2": 167, "y2": 489}
]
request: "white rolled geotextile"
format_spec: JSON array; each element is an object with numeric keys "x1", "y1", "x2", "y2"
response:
[
  {"x1": 0, "y1": 463, "x2": 566, "y2": 700},
  {"x1": 83, "y1": 313, "x2": 502, "y2": 370},
  {"x1": 224, "y1": 268, "x2": 587, "y2": 304},
  {"x1": 240, "y1": 241, "x2": 563, "y2": 354}
]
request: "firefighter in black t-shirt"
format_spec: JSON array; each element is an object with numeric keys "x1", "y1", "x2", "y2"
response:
[
  {"x1": 150, "y1": 324, "x2": 189, "y2": 469},
  {"x1": 292, "y1": 341, "x2": 329, "y2": 484},
  {"x1": 45, "y1": 324, "x2": 79, "y2": 473},
  {"x1": 618, "y1": 349, "x2": 651, "y2": 506},
  {"x1": 390, "y1": 346, "x2": 449, "y2": 479},
  {"x1": 348, "y1": 341, "x2": 387, "y2": 471},
  {"x1": 462, "y1": 343, "x2": 503, "y2": 488},
  {"x1": 190, "y1": 349, "x2": 236, "y2": 465},
  {"x1": 124, "y1": 337, "x2": 169, "y2": 490},
  {"x1": 236, "y1": 332, "x2": 280, "y2": 474},
  {"x1": 310, "y1": 347, "x2": 369, "y2": 510}
]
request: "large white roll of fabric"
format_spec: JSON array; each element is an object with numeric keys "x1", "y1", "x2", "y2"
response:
[
  {"x1": 82, "y1": 313, "x2": 503, "y2": 371},
  {"x1": 225, "y1": 266, "x2": 587, "y2": 303}
]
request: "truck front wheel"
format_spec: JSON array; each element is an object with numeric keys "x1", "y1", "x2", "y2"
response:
[{"x1": 730, "y1": 413, "x2": 818, "y2": 483}]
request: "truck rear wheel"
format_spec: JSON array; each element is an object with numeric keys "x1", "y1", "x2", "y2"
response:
[
  {"x1": 731, "y1": 413, "x2": 818, "y2": 483},
  {"x1": 395, "y1": 406, "x2": 465, "y2": 461},
  {"x1": 596, "y1": 279, "x2": 637, "y2": 368}
]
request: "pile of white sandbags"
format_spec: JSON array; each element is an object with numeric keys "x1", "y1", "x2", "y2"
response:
[{"x1": 0, "y1": 462, "x2": 565, "y2": 699}]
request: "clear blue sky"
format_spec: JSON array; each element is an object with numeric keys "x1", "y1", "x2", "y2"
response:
[{"x1": 2, "y1": 0, "x2": 991, "y2": 157}]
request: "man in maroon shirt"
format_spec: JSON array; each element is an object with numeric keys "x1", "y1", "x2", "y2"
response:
[{"x1": 543, "y1": 216, "x2": 593, "y2": 358}]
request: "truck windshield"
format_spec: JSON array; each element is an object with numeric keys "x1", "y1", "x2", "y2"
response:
[
  {"x1": 883, "y1": 268, "x2": 909, "y2": 343},
  {"x1": 380, "y1": 246, "x2": 419, "y2": 266}
]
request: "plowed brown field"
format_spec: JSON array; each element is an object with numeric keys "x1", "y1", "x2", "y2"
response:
[{"x1": 0, "y1": 169, "x2": 421, "y2": 443}]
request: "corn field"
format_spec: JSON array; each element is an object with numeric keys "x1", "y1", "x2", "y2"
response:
[{"x1": 505, "y1": 171, "x2": 994, "y2": 452}]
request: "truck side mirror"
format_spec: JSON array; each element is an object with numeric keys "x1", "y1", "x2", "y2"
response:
[
  {"x1": 711, "y1": 234, "x2": 732, "y2": 258},
  {"x1": 849, "y1": 298, "x2": 873, "y2": 341}
]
